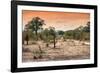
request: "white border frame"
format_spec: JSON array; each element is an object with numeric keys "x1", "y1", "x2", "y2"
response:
[{"x1": 17, "y1": 5, "x2": 94, "y2": 68}]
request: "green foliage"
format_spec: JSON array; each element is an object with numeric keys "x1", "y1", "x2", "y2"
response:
[
  {"x1": 63, "y1": 22, "x2": 90, "y2": 41},
  {"x1": 26, "y1": 17, "x2": 45, "y2": 40},
  {"x1": 40, "y1": 27, "x2": 57, "y2": 48},
  {"x1": 23, "y1": 16, "x2": 90, "y2": 46},
  {"x1": 23, "y1": 30, "x2": 37, "y2": 41},
  {"x1": 57, "y1": 30, "x2": 64, "y2": 36},
  {"x1": 42, "y1": 28, "x2": 50, "y2": 42}
]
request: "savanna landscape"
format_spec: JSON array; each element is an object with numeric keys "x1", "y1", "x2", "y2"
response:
[{"x1": 22, "y1": 10, "x2": 90, "y2": 62}]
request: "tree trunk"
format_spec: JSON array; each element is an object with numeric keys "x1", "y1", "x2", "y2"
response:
[
  {"x1": 26, "y1": 40, "x2": 28, "y2": 45},
  {"x1": 22, "y1": 38, "x2": 24, "y2": 45},
  {"x1": 54, "y1": 35, "x2": 56, "y2": 48},
  {"x1": 46, "y1": 43, "x2": 49, "y2": 47},
  {"x1": 25, "y1": 34, "x2": 29, "y2": 45},
  {"x1": 35, "y1": 30, "x2": 38, "y2": 40}
]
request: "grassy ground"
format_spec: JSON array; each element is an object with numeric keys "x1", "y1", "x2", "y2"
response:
[{"x1": 22, "y1": 39, "x2": 90, "y2": 62}]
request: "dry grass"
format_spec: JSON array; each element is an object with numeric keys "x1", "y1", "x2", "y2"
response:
[{"x1": 22, "y1": 39, "x2": 90, "y2": 62}]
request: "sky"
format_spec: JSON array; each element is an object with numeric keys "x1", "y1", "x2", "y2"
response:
[{"x1": 22, "y1": 10, "x2": 90, "y2": 31}]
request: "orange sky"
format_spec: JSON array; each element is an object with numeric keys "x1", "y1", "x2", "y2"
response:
[{"x1": 22, "y1": 10, "x2": 90, "y2": 31}]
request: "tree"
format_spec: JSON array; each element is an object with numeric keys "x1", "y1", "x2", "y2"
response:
[
  {"x1": 43, "y1": 28, "x2": 50, "y2": 47},
  {"x1": 22, "y1": 31, "x2": 25, "y2": 45},
  {"x1": 25, "y1": 34, "x2": 29, "y2": 45},
  {"x1": 58, "y1": 30, "x2": 64, "y2": 36},
  {"x1": 83, "y1": 21, "x2": 90, "y2": 32},
  {"x1": 64, "y1": 30, "x2": 74, "y2": 39},
  {"x1": 23, "y1": 27, "x2": 29, "y2": 45},
  {"x1": 27, "y1": 17, "x2": 45, "y2": 40},
  {"x1": 49, "y1": 27, "x2": 56, "y2": 48}
]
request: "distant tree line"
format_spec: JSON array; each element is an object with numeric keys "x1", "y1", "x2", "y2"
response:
[{"x1": 63, "y1": 22, "x2": 90, "y2": 41}]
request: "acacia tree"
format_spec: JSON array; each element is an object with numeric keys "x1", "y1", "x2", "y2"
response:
[
  {"x1": 49, "y1": 27, "x2": 56, "y2": 48},
  {"x1": 27, "y1": 17, "x2": 45, "y2": 40}
]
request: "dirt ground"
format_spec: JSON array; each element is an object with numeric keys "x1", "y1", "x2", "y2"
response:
[{"x1": 22, "y1": 39, "x2": 90, "y2": 62}]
